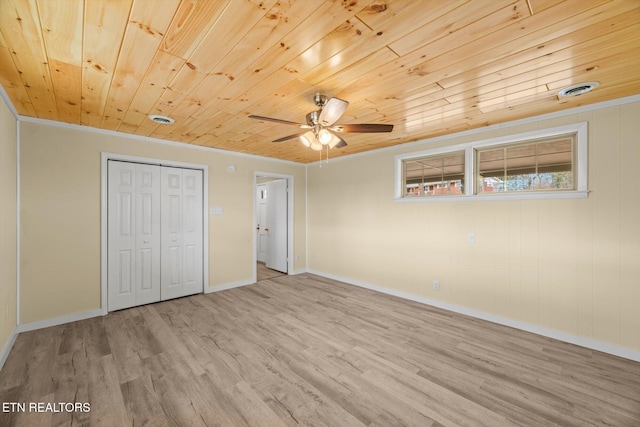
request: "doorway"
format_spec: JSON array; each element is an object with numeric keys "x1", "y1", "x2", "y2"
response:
[{"x1": 254, "y1": 173, "x2": 294, "y2": 282}]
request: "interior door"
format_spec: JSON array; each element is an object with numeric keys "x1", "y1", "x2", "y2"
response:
[
  {"x1": 256, "y1": 184, "x2": 268, "y2": 263},
  {"x1": 266, "y1": 179, "x2": 287, "y2": 273},
  {"x1": 108, "y1": 161, "x2": 161, "y2": 311}
]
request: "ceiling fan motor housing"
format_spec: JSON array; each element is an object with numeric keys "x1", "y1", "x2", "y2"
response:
[
  {"x1": 314, "y1": 93, "x2": 328, "y2": 107},
  {"x1": 306, "y1": 110, "x2": 320, "y2": 126}
]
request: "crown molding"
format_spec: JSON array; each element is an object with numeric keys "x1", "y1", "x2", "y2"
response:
[
  {"x1": 307, "y1": 94, "x2": 640, "y2": 166},
  {"x1": 15, "y1": 114, "x2": 303, "y2": 166},
  {"x1": 3, "y1": 80, "x2": 639, "y2": 168},
  {"x1": 0, "y1": 85, "x2": 19, "y2": 119}
]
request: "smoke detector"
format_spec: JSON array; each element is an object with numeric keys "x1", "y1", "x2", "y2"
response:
[
  {"x1": 149, "y1": 115, "x2": 175, "y2": 124},
  {"x1": 557, "y1": 82, "x2": 599, "y2": 97}
]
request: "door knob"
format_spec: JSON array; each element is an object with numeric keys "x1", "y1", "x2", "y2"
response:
[
  {"x1": 264, "y1": 227, "x2": 269, "y2": 232},
  {"x1": 143, "y1": 240, "x2": 149, "y2": 244},
  {"x1": 256, "y1": 225, "x2": 260, "y2": 230}
]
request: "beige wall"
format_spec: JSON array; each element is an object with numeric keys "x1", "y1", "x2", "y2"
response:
[
  {"x1": 0, "y1": 95, "x2": 17, "y2": 352},
  {"x1": 308, "y1": 100, "x2": 640, "y2": 351},
  {"x1": 11, "y1": 97, "x2": 640, "y2": 354},
  {"x1": 19, "y1": 122, "x2": 306, "y2": 324}
]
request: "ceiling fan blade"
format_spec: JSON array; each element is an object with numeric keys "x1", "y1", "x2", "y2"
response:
[
  {"x1": 248, "y1": 114, "x2": 303, "y2": 126},
  {"x1": 318, "y1": 97, "x2": 349, "y2": 126},
  {"x1": 272, "y1": 132, "x2": 305, "y2": 143},
  {"x1": 331, "y1": 123, "x2": 394, "y2": 133}
]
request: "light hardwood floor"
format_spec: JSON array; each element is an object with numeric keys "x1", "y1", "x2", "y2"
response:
[
  {"x1": 1, "y1": 273, "x2": 639, "y2": 426},
  {"x1": 257, "y1": 262, "x2": 285, "y2": 281}
]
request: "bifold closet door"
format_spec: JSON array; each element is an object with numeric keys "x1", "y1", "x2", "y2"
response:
[
  {"x1": 161, "y1": 167, "x2": 203, "y2": 300},
  {"x1": 108, "y1": 161, "x2": 161, "y2": 311}
]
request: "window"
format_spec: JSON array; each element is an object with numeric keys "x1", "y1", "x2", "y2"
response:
[
  {"x1": 394, "y1": 122, "x2": 587, "y2": 201},
  {"x1": 476, "y1": 135, "x2": 575, "y2": 194},
  {"x1": 403, "y1": 151, "x2": 465, "y2": 197}
]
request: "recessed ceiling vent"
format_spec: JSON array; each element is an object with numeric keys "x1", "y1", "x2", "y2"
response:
[
  {"x1": 557, "y1": 82, "x2": 599, "y2": 97},
  {"x1": 149, "y1": 114, "x2": 175, "y2": 124}
]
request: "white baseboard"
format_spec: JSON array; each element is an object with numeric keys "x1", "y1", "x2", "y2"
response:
[
  {"x1": 205, "y1": 278, "x2": 255, "y2": 294},
  {"x1": 289, "y1": 268, "x2": 308, "y2": 275},
  {"x1": 0, "y1": 328, "x2": 18, "y2": 371},
  {"x1": 16, "y1": 308, "x2": 104, "y2": 334},
  {"x1": 308, "y1": 269, "x2": 640, "y2": 363}
]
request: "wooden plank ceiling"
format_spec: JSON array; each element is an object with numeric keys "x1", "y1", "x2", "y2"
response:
[{"x1": 0, "y1": 0, "x2": 638, "y2": 163}]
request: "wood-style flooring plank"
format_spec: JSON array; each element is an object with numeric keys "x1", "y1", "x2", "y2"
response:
[{"x1": 1, "y1": 273, "x2": 639, "y2": 426}]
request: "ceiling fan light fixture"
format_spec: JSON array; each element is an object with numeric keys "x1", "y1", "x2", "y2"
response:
[
  {"x1": 299, "y1": 131, "x2": 314, "y2": 147},
  {"x1": 310, "y1": 141, "x2": 323, "y2": 151},
  {"x1": 318, "y1": 129, "x2": 332, "y2": 144}
]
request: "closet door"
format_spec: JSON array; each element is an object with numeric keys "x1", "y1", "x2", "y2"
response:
[
  {"x1": 108, "y1": 161, "x2": 161, "y2": 311},
  {"x1": 182, "y1": 169, "x2": 203, "y2": 296},
  {"x1": 134, "y1": 163, "x2": 162, "y2": 305},
  {"x1": 160, "y1": 167, "x2": 204, "y2": 300},
  {"x1": 161, "y1": 167, "x2": 184, "y2": 301}
]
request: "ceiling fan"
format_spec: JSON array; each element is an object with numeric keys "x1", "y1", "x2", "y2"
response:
[{"x1": 249, "y1": 94, "x2": 393, "y2": 151}]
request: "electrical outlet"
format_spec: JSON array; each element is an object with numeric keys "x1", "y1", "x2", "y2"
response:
[
  {"x1": 468, "y1": 232, "x2": 476, "y2": 243},
  {"x1": 433, "y1": 280, "x2": 440, "y2": 291},
  {"x1": 295, "y1": 255, "x2": 300, "y2": 261}
]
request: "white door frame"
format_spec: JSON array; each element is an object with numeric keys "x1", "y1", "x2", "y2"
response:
[
  {"x1": 101, "y1": 152, "x2": 209, "y2": 314},
  {"x1": 256, "y1": 183, "x2": 268, "y2": 263},
  {"x1": 253, "y1": 172, "x2": 294, "y2": 282}
]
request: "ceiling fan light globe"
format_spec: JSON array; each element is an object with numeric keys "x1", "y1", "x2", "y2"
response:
[
  {"x1": 310, "y1": 141, "x2": 323, "y2": 151},
  {"x1": 299, "y1": 131, "x2": 314, "y2": 147},
  {"x1": 318, "y1": 129, "x2": 332, "y2": 144}
]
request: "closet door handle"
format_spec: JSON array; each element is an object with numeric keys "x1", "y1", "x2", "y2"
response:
[{"x1": 143, "y1": 240, "x2": 149, "y2": 244}]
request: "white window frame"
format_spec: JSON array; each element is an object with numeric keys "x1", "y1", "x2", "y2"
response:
[{"x1": 394, "y1": 122, "x2": 588, "y2": 202}]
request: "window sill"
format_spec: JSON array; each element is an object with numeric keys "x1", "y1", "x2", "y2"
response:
[{"x1": 394, "y1": 190, "x2": 589, "y2": 203}]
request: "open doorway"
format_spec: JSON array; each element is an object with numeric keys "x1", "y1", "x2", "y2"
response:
[{"x1": 254, "y1": 173, "x2": 294, "y2": 282}]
